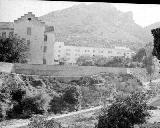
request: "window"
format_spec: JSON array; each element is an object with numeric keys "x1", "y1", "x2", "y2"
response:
[
  {"x1": 9, "y1": 32, "x2": 13, "y2": 37},
  {"x1": 43, "y1": 58, "x2": 46, "y2": 64},
  {"x1": 2, "y1": 32, "x2": 6, "y2": 38},
  {"x1": 27, "y1": 40, "x2": 30, "y2": 47},
  {"x1": 75, "y1": 49, "x2": 80, "y2": 52},
  {"x1": 66, "y1": 53, "x2": 70, "y2": 56},
  {"x1": 22, "y1": 38, "x2": 25, "y2": 41},
  {"x1": 43, "y1": 46, "x2": 47, "y2": 52},
  {"x1": 66, "y1": 49, "x2": 70, "y2": 51},
  {"x1": 28, "y1": 18, "x2": 31, "y2": 21},
  {"x1": 108, "y1": 51, "x2": 112, "y2": 54},
  {"x1": 27, "y1": 27, "x2": 31, "y2": 35},
  {"x1": 44, "y1": 35, "x2": 47, "y2": 41},
  {"x1": 54, "y1": 59, "x2": 58, "y2": 62}
]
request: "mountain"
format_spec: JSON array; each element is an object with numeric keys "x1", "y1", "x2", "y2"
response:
[
  {"x1": 39, "y1": 3, "x2": 152, "y2": 50},
  {"x1": 145, "y1": 22, "x2": 160, "y2": 31},
  {"x1": 144, "y1": 22, "x2": 160, "y2": 40}
]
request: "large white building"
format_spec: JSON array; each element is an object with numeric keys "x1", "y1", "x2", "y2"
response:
[{"x1": 54, "y1": 42, "x2": 136, "y2": 64}]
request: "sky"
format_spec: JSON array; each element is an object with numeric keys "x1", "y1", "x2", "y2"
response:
[{"x1": 1, "y1": 0, "x2": 160, "y2": 27}]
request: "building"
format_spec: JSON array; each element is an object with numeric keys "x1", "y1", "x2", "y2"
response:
[
  {"x1": 54, "y1": 42, "x2": 136, "y2": 64},
  {"x1": 0, "y1": 12, "x2": 56, "y2": 65},
  {"x1": 14, "y1": 12, "x2": 55, "y2": 65},
  {"x1": 0, "y1": 22, "x2": 14, "y2": 38}
]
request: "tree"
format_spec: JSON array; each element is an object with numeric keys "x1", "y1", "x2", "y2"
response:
[
  {"x1": 76, "y1": 55, "x2": 94, "y2": 66},
  {"x1": 143, "y1": 54, "x2": 154, "y2": 82},
  {"x1": 152, "y1": 28, "x2": 160, "y2": 60},
  {"x1": 132, "y1": 48, "x2": 146, "y2": 63},
  {"x1": 0, "y1": 35, "x2": 29, "y2": 63},
  {"x1": 96, "y1": 91, "x2": 150, "y2": 128},
  {"x1": 62, "y1": 86, "x2": 80, "y2": 111},
  {"x1": 59, "y1": 57, "x2": 67, "y2": 65}
]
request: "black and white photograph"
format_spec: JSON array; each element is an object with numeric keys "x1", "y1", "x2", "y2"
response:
[{"x1": 1, "y1": 0, "x2": 160, "y2": 127}]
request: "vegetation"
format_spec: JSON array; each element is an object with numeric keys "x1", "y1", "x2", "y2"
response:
[
  {"x1": 28, "y1": 115, "x2": 62, "y2": 128},
  {"x1": 0, "y1": 73, "x2": 80, "y2": 121},
  {"x1": 132, "y1": 48, "x2": 146, "y2": 62},
  {"x1": 0, "y1": 36, "x2": 29, "y2": 63},
  {"x1": 96, "y1": 91, "x2": 150, "y2": 128},
  {"x1": 0, "y1": 71, "x2": 145, "y2": 122},
  {"x1": 152, "y1": 28, "x2": 160, "y2": 60},
  {"x1": 76, "y1": 55, "x2": 135, "y2": 68}
]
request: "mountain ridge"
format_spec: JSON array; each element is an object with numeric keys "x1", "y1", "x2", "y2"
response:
[{"x1": 39, "y1": 3, "x2": 154, "y2": 50}]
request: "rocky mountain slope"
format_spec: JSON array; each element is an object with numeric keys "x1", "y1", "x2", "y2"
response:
[
  {"x1": 144, "y1": 22, "x2": 160, "y2": 40},
  {"x1": 40, "y1": 3, "x2": 153, "y2": 50}
]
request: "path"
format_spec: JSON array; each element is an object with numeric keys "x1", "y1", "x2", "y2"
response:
[{"x1": 1, "y1": 105, "x2": 103, "y2": 128}]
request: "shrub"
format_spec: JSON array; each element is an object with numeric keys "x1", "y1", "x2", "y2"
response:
[
  {"x1": 97, "y1": 91, "x2": 150, "y2": 128},
  {"x1": 48, "y1": 95, "x2": 65, "y2": 114},
  {"x1": 63, "y1": 86, "x2": 79, "y2": 104},
  {"x1": 62, "y1": 86, "x2": 80, "y2": 111}
]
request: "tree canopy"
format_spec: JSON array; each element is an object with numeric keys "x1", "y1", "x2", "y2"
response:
[
  {"x1": 0, "y1": 36, "x2": 29, "y2": 63},
  {"x1": 152, "y1": 28, "x2": 160, "y2": 60},
  {"x1": 97, "y1": 91, "x2": 150, "y2": 128}
]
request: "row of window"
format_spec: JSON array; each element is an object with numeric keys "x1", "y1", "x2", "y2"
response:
[
  {"x1": 57, "y1": 49, "x2": 132, "y2": 58},
  {"x1": 64, "y1": 48, "x2": 114, "y2": 54},
  {"x1": 0, "y1": 31, "x2": 14, "y2": 38}
]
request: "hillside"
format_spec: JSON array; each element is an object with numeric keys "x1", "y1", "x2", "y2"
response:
[
  {"x1": 40, "y1": 3, "x2": 152, "y2": 50},
  {"x1": 144, "y1": 22, "x2": 160, "y2": 40}
]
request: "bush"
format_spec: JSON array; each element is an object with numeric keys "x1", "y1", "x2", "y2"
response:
[
  {"x1": 62, "y1": 86, "x2": 80, "y2": 112},
  {"x1": 63, "y1": 86, "x2": 80, "y2": 104},
  {"x1": 97, "y1": 91, "x2": 150, "y2": 128},
  {"x1": 48, "y1": 95, "x2": 65, "y2": 114}
]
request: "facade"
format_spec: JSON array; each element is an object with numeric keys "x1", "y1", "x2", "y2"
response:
[
  {"x1": 0, "y1": 22, "x2": 14, "y2": 38},
  {"x1": 54, "y1": 42, "x2": 136, "y2": 64},
  {"x1": 13, "y1": 12, "x2": 55, "y2": 65}
]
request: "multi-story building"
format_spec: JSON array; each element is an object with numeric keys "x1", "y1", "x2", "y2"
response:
[
  {"x1": 54, "y1": 42, "x2": 136, "y2": 64},
  {"x1": 0, "y1": 22, "x2": 14, "y2": 38},
  {"x1": 14, "y1": 12, "x2": 55, "y2": 65},
  {"x1": 0, "y1": 12, "x2": 56, "y2": 65}
]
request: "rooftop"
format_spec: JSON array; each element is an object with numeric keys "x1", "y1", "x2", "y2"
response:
[{"x1": 0, "y1": 22, "x2": 14, "y2": 30}]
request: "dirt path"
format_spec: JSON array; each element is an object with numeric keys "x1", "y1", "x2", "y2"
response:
[{"x1": 1, "y1": 106, "x2": 103, "y2": 128}]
